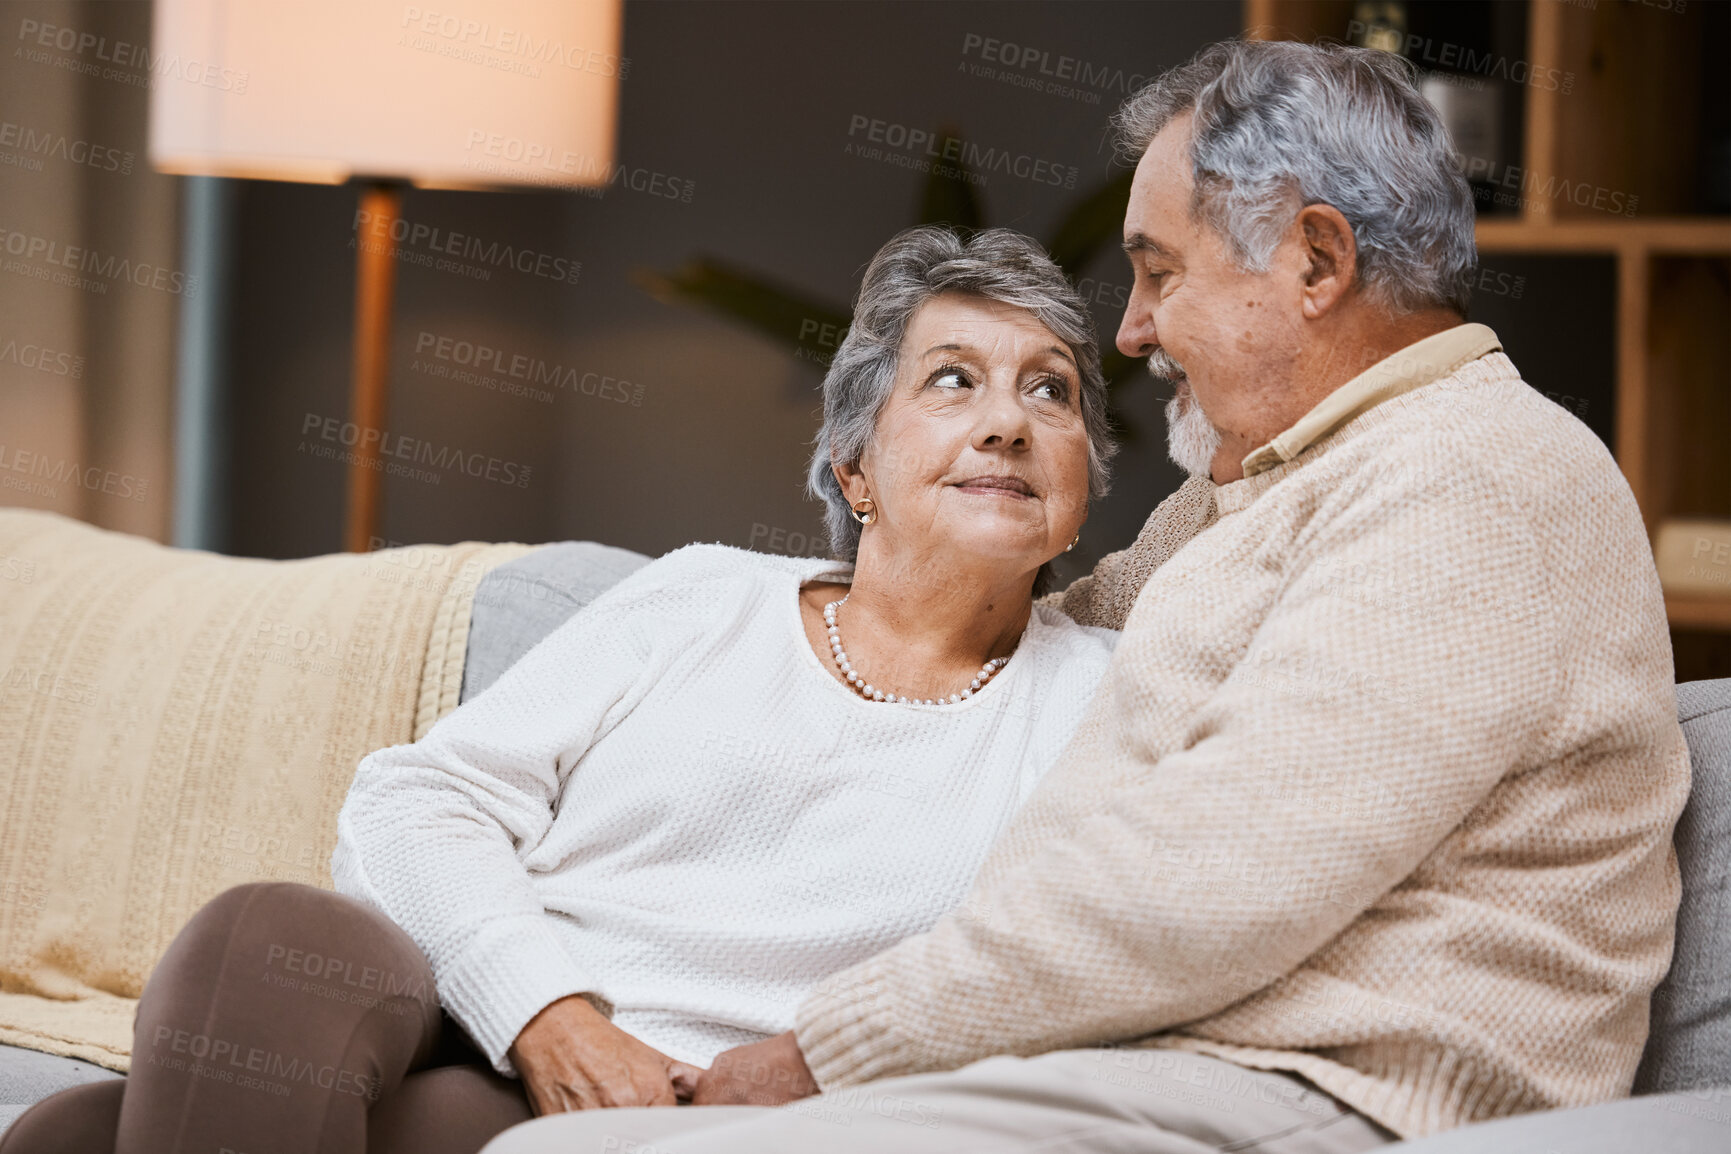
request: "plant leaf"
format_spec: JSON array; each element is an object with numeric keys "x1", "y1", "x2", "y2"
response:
[
  {"x1": 633, "y1": 260, "x2": 850, "y2": 361},
  {"x1": 1044, "y1": 168, "x2": 1133, "y2": 276}
]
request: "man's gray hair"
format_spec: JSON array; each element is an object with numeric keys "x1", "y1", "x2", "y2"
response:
[
  {"x1": 807, "y1": 226, "x2": 1116, "y2": 583},
  {"x1": 1114, "y1": 39, "x2": 1477, "y2": 314}
]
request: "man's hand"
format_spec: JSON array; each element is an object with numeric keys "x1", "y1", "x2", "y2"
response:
[
  {"x1": 691, "y1": 1030, "x2": 819, "y2": 1107},
  {"x1": 508, "y1": 994, "x2": 705, "y2": 1114}
]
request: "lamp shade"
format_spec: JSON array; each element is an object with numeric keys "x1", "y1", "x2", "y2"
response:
[{"x1": 149, "y1": 0, "x2": 621, "y2": 189}]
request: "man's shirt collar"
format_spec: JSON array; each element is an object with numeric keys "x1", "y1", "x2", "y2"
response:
[{"x1": 1239, "y1": 322, "x2": 1503, "y2": 478}]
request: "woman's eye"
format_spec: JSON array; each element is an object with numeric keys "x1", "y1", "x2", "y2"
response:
[
  {"x1": 1032, "y1": 377, "x2": 1069, "y2": 401},
  {"x1": 932, "y1": 369, "x2": 970, "y2": 390}
]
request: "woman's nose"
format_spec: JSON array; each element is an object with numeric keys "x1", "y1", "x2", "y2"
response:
[{"x1": 973, "y1": 381, "x2": 1033, "y2": 449}]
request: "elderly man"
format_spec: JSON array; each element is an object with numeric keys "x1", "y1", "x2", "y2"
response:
[{"x1": 487, "y1": 37, "x2": 1689, "y2": 1154}]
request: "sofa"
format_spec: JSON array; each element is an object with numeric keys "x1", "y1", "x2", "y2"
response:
[{"x1": 1, "y1": 508, "x2": 1726, "y2": 1148}]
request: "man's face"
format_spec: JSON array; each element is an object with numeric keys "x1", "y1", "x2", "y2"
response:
[{"x1": 1116, "y1": 113, "x2": 1308, "y2": 481}]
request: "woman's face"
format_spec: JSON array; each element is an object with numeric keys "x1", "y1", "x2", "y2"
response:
[{"x1": 839, "y1": 292, "x2": 1092, "y2": 581}]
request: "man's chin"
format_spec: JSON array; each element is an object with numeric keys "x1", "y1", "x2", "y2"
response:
[{"x1": 1164, "y1": 383, "x2": 1222, "y2": 478}]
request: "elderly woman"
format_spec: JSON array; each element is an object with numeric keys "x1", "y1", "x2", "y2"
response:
[{"x1": 2, "y1": 226, "x2": 1119, "y2": 1154}]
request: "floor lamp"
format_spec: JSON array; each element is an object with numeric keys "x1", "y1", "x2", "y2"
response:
[
  {"x1": 347, "y1": 179, "x2": 404, "y2": 553},
  {"x1": 148, "y1": 0, "x2": 622, "y2": 552}
]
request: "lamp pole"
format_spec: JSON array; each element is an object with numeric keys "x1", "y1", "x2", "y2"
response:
[
  {"x1": 344, "y1": 178, "x2": 406, "y2": 553},
  {"x1": 171, "y1": 175, "x2": 236, "y2": 552}
]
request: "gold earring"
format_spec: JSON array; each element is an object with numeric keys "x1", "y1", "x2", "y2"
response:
[
  {"x1": 850, "y1": 498, "x2": 877, "y2": 526},
  {"x1": 1065, "y1": 532, "x2": 1080, "y2": 552}
]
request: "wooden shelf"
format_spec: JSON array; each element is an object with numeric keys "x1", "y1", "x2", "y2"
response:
[
  {"x1": 1666, "y1": 595, "x2": 1731, "y2": 631},
  {"x1": 1249, "y1": 1, "x2": 1730, "y2": 651},
  {"x1": 1475, "y1": 218, "x2": 1731, "y2": 255}
]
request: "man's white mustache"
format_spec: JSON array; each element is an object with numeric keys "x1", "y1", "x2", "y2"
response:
[{"x1": 1147, "y1": 349, "x2": 1187, "y2": 384}]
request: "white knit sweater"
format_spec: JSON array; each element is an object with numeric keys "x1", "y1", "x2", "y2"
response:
[{"x1": 330, "y1": 544, "x2": 1117, "y2": 1075}]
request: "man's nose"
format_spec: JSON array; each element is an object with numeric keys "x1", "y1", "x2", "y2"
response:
[{"x1": 1116, "y1": 291, "x2": 1158, "y2": 359}]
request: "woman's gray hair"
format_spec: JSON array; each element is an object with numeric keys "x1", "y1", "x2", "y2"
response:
[
  {"x1": 1113, "y1": 39, "x2": 1477, "y2": 315},
  {"x1": 806, "y1": 226, "x2": 1116, "y2": 591}
]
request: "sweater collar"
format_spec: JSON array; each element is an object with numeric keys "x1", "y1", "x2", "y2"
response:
[{"x1": 1238, "y1": 322, "x2": 1502, "y2": 480}]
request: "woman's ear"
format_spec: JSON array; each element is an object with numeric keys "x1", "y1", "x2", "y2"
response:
[{"x1": 832, "y1": 457, "x2": 869, "y2": 506}]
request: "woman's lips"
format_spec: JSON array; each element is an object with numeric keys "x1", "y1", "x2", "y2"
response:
[{"x1": 952, "y1": 476, "x2": 1034, "y2": 498}]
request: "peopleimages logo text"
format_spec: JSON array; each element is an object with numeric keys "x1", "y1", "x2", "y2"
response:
[
  {"x1": 846, "y1": 115, "x2": 1078, "y2": 188},
  {"x1": 0, "y1": 120, "x2": 133, "y2": 174},
  {"x1": 959, "y1": 33, "x2": 1155, "y2": 96},
  {"x1": 0, "y1": 336, "x2": 83, "y2": 378},
  {"x1": 0, "y1": 226, "x2": 197, "y2": 295},
  {"x1": 0, "y1": 443, "x2": 149, "y2": 501},
  {"x1": 1345, "y1": 22, "x2": 1574, "y2": 93},
  {"x1": 461, "y1": 132, "x2": 695, "y2": 202},
  {"x1": 351, "y1": 210, "x2": 581, "y2": 285},
  {"x1": 299, "y1": 413, "x2": 531, "y2": 488},
  {"x1": 413, "y1": 331, "x2": 645, "y2": 406},
  {"x1": 399, "y1": 6, "x2": 627, "y2": 78},
  {"x1": 16, "y1": 17, "x2": 250, "y2": 92}
]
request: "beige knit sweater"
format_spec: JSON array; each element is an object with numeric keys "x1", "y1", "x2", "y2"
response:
[{"x1": 793, "y1": 325, "x2": 1691, "y2": 1139}]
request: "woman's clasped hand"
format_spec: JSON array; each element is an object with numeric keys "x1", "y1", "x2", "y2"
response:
[{"x1": 509, "y1": 994, "x2": 706, "y2": 1111}]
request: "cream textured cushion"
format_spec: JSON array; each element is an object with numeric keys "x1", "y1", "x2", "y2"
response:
[{"x1": 0, "y1": 509, "x2": 530, "y2": 1071}]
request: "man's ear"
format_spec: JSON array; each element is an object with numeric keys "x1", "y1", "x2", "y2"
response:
[{"x1": 1296, "y1": 203, "x2": 1357, "y2": 319}]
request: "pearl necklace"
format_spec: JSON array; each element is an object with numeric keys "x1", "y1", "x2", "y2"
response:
[{"x1": 823, "y1": 594, "x2": 1008, "y2": 705}]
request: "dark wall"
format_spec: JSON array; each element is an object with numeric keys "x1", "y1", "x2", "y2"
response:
[
  {"x1": 222, "y1": 0, "x2": 1628, "y2": 581},
  {"x1": 225, "y1": 0, "x2": 1242, "y2": 580}
]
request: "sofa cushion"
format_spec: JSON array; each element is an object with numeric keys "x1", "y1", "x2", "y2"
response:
[
  {"x1": 0, "y1": 1043, "x2": 120, "y2": 1137},
  {"x1": 1382, "y1": 1087, "x2": 1731, "y2": 1152},
  {"x1": 0, "y1": 509, "x2": 530, "y2": 1072},
  {"x1": 460, "y1": 541, "x2": 651, "y2": 703},
  {"x1": 1636, "y1": 678, "x2": 1731, "y2": 1094}
]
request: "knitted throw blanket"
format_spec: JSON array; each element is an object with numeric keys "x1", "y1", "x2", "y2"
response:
[{"x1": 0, "y1": 509, "x2": 531, "y2": 1071}]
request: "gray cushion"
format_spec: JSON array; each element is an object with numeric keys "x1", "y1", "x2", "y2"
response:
[
  {"x1": 0, "y1": 1044, "x2": 119, "y2": 1136},
  {"x1": 1383, "y1": 1088, "x2": 1731, "y2": 1152},
  {"x1": 1637, "y1": 678, "x2": 1731, "y2": 1095},
  {"x1": 459, "y1": 541, "x2": 650, "y2": 704}
]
